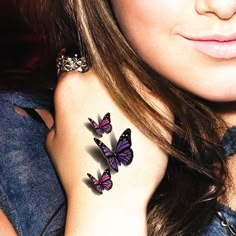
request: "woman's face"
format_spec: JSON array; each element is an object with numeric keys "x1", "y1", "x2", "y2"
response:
[{"x1": 111, "y1": 0, "x2": 236, "y2": 102}]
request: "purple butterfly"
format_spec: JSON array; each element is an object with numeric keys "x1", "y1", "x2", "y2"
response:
[
  {"x1": 94, "y1": 128, "x2": 133, "y2": 172},
  {"x1": 88, "y1": 113, "x2": 112, "y2": 137},
  {"x1": 87, "y1": 169, "x2": 113, "y2": 194}
]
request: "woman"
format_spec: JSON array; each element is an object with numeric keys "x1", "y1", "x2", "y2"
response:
[{"x1": 20, "y1": 0, "x2": 236, "y2": 235}]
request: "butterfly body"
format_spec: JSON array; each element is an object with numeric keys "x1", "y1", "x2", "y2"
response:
[
  {"x1": 94, "y1": 128, "x2": 133, "y2": 172},
  {"x1": 87, "y1": 169, "x2": 113, "y2": 194},
  {"x1": 88, "y1": 113, "x2": 112, "y2": 137}
]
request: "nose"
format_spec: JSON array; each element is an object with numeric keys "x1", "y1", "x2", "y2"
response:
[{"x1": 195, "y1": 0, "x2": 236, "y2": 20}]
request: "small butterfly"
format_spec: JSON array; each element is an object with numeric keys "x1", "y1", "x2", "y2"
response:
[
  {"x1": 94, "y1": 128, "x2": 133, "y2": 172},
  {"x1": 88, "y1": 113, "x2": 112, "y2": 137},
  {"x1": 87, "y1": 169, "x2": 113, "y2": 194}
]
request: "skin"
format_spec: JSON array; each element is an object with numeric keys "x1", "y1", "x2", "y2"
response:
[
  {"x1": 46, "y1": 71, "x2": 170, "y2": 235},
  {"x1": 0, "y1": 210, "x2": 17, "y2": 236},
  {"x1": 3, "y1": 0, "x2": 236, "y2": 234}
]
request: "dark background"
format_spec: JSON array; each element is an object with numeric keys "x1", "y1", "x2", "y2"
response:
[{"x1": 0, "y1": 1, "x2": 57, "y2": 90}]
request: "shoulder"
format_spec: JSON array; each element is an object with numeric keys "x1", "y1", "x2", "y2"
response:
[
  {"x1": 55, "y1": 70, "x2": 99, "y2": 102},
  {"x1": 54, "y1": 69, "x2": 116, "y2": 113},
  {"x1": 53, "y1": 69, "x2": 170, "y2": 200}
]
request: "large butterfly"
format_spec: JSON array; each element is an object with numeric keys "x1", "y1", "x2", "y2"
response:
[
  {"x1": 87, "y1": 169, "x2": 113, "y2": 194},
  {"x1": 88, "y1": 113, "x2": 112, "y2": 137},
  {"x1": 94, "y1": 128, "x2": 133, "y2": 172}
]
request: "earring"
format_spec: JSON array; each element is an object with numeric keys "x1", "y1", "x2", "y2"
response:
[{"x1": 56, "y1": 44, "x2": 90, "y2": 74}]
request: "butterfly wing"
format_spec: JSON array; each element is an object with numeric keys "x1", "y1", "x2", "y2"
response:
[
  {"x1": 94, "y1": 138, "x2": 119, "y2": 172},
  {"x1": 87, "y1": 173, "x2": 103, "y2": 194},
  {"x1": 116, "y1": 128, "x2": 133, "y2": 166},
  {"x1": 100, "y1": 169, "x2": 113, "y2": 190},
  {"x1": 100, "y1": 113, "x2": 112, "y2": 134},
  {"x1": 88, "y1": 118, "x2": 103, "y2": 137}
]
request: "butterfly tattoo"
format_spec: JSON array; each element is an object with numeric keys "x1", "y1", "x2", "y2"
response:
[
  {"x1": 94, "y1": 128, "x2": 133, "y2": 172},
  {"x1": 87, "y1": 169, "x2": 113, "y2": 194},
  {"x1": 88, "y1": 113, "x2": 112, "y2": 137}
]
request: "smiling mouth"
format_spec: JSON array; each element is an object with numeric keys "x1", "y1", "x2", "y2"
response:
[{"x1": 183, "y1": 35, "x2": 236, "y2": 59}]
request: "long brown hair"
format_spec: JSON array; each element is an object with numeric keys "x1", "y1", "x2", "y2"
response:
[{"x1": 21, "y1": 0, "x2": 228, "y2": 235}]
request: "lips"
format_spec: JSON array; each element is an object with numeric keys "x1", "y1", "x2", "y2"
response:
[{"x1": 183, "y1": 33, "x2": 236, "y2": 59}]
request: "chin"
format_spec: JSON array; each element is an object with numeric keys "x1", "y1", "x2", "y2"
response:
[
  {"x1": 194, "y1": 88, "x2": 236, "y2": 103},
  {"x1": 174, "y1": 70, "x2": 236, "y2": 103}
]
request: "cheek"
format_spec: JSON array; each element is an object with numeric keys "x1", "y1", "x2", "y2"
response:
[
  {"x1": 112, "y1": 1, "x2": 175, "y2": 40},
  {"x1": 112, "y1": 0, "x2": 186, "y2": 66}
]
